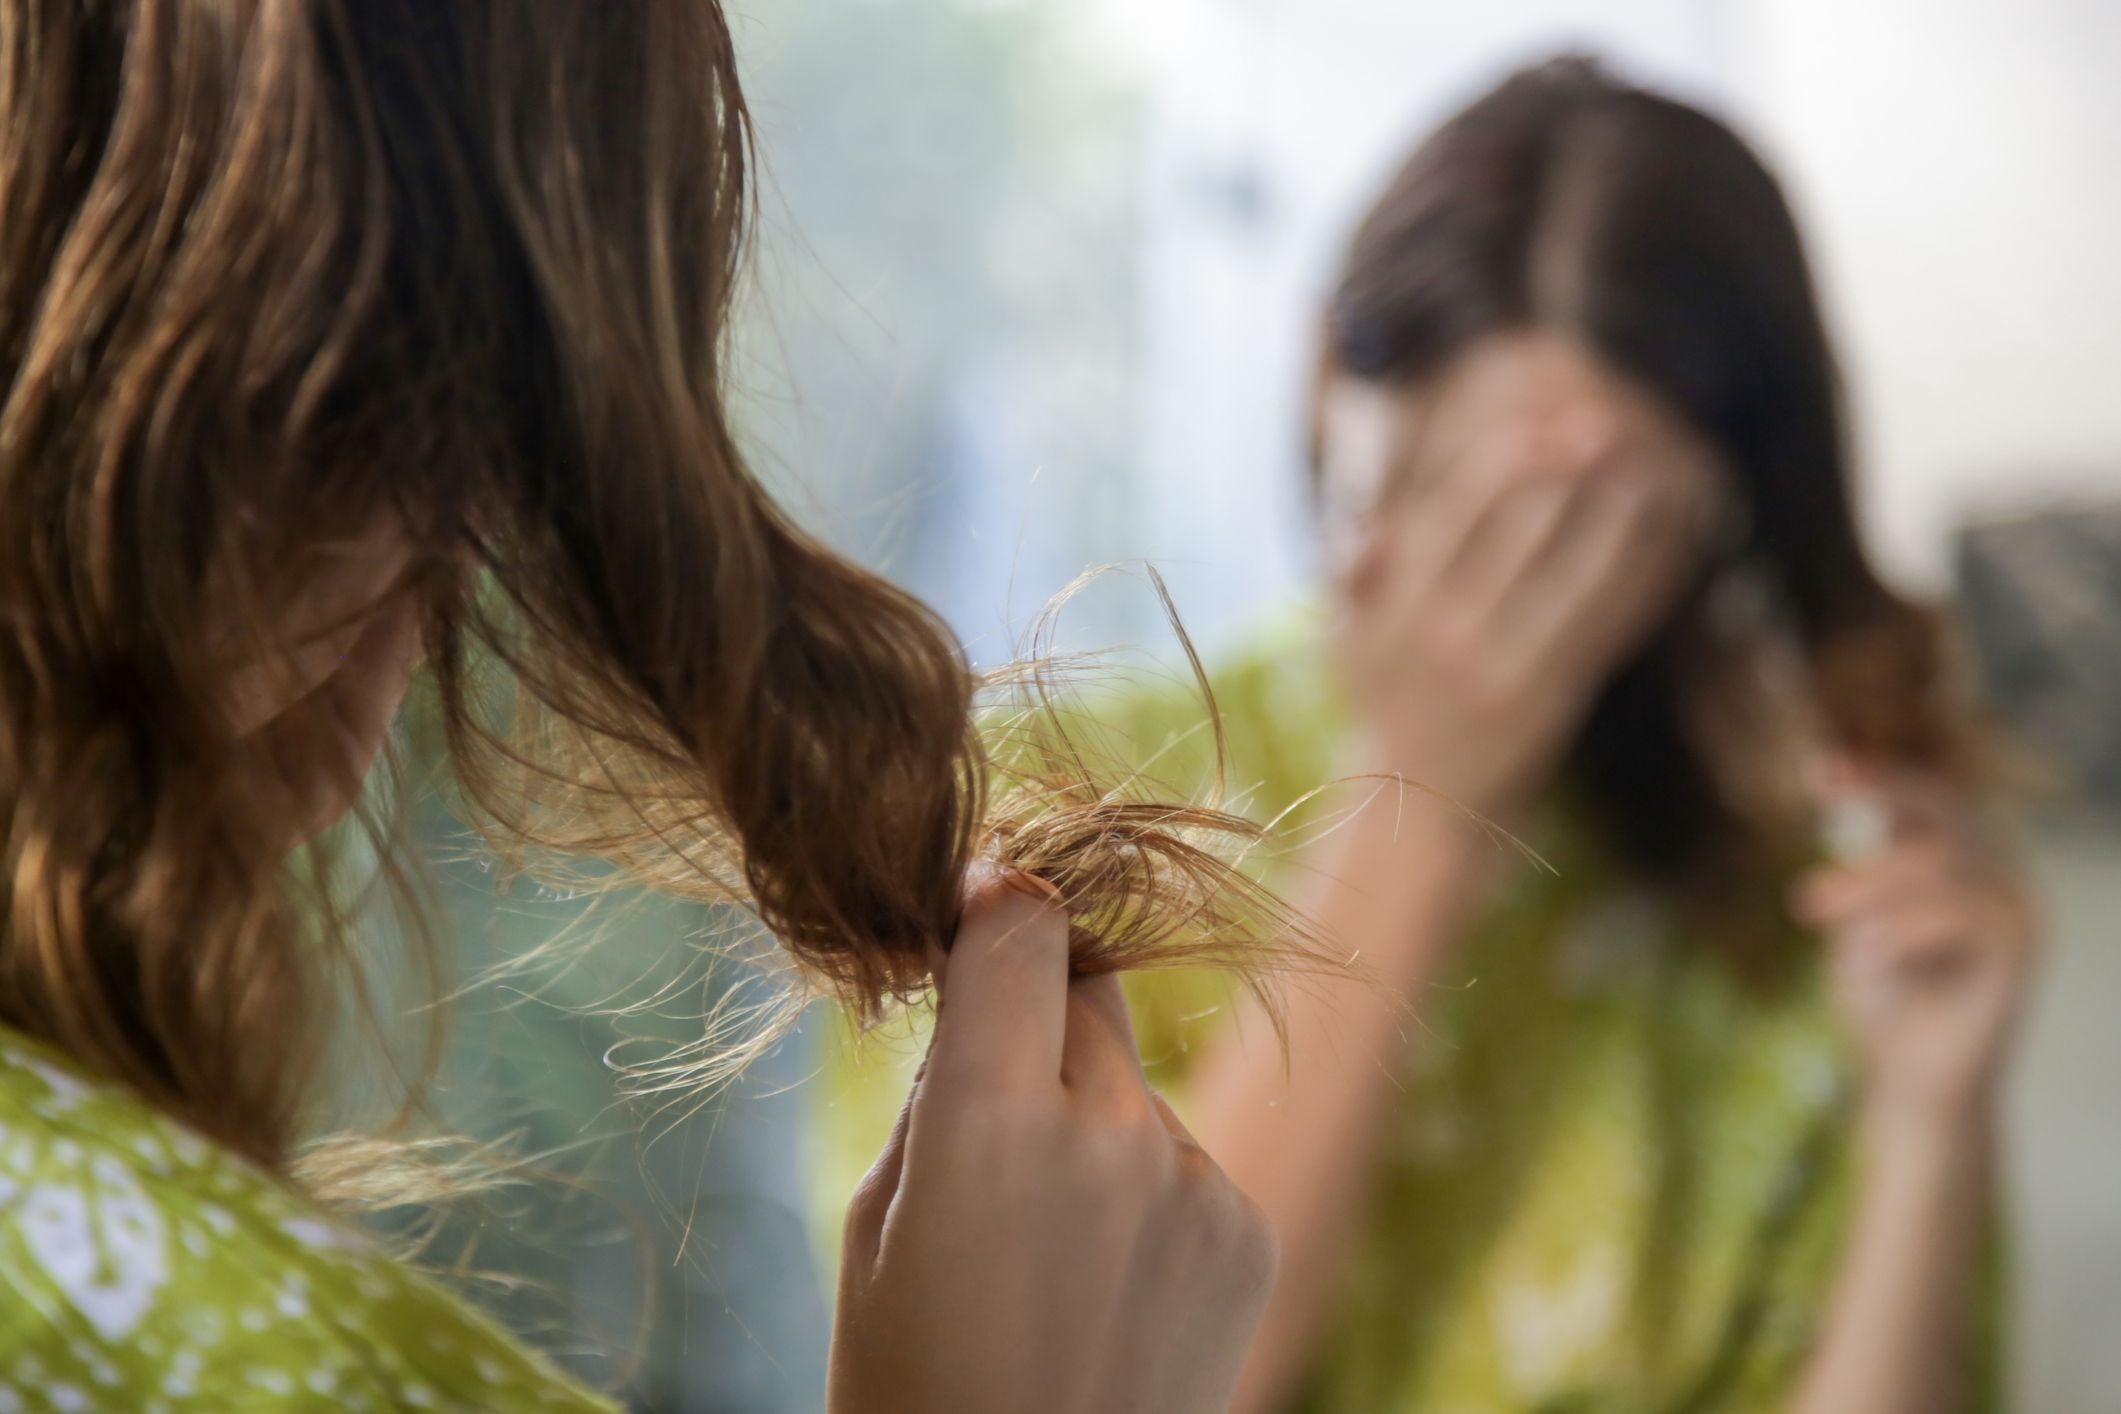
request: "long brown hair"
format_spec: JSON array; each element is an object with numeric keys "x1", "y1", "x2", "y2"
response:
[
  {"x1": 1320, "y1": 56, "x2": 1970, "y2": 893},
  {"x1": 0, "y1": 1, "x2": 1299, "y2": 1176}
]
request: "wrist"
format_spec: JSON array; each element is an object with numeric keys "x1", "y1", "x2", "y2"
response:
[
  {"x1": 1341, "y1": 732, "x2": 1537, "y2": 829},
  {"x1": 1331, "y1": 759, "x2": 1512, "y2": 875},
  {"x1": 1856, "y1": 1090, "x2": 1995, "y2": 1168},
  {"x1": 1301, "y1": 766, "x2": 1510, "y2": 994}
]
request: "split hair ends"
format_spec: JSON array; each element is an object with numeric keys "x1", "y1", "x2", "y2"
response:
[{"x1": 0, "y1": 0, "x2": 1323, "y2": 1179}]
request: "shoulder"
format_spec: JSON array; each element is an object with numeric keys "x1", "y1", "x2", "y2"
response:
[{"x1": 0, "y1": 1030, "x2": 612, "y2": 1412}]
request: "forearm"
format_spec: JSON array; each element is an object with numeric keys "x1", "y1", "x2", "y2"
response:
[
  {"x1": 1188, "y1": 800, "x2": 1497, "y2": 1414},
  {"x1": 1792, "y1": 1105, "x2": 1993, "y2": 1414}
]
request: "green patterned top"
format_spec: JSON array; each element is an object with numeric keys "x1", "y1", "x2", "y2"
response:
[
  {"x1": 0, "y1": 1026, "x2": 616, "y2": 1413},
  {"x1": 817, "y1": 608, "x2": 2001, "y2": 1413}
]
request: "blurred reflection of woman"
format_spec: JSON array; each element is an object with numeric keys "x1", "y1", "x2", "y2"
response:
[{"x1": 1123, "y1": 57, "x2": 2035, "y2": 1413}]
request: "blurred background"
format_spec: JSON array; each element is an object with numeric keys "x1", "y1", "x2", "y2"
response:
[
  {"x1": 403, "y1": 1, "x2": 2121, "y2": 1409},
  {"x1": 732, "y1": 0, "x2": 2121, "y2": 656}
]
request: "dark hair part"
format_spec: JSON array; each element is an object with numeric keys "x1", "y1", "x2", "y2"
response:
[{"x1": 1321, "y1": 56, "x2": 1968, "y2": 893}]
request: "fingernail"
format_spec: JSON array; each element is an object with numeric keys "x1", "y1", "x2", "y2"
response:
[
  {"x1": 967, "y1": 858, "x2": 1062, "y2": 902},
  {"x1": 962, "y1": 858, "x2": 1007, "y2": 891},
  {"x1": 1821, "y1": 796, "x2": 1889, "y2": 862},
  {"x1": 1006, "y1": 871, "x2": 1065, "y2": 904}
]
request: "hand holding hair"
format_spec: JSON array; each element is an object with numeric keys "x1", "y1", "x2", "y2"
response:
[
  {"x1": 829, "y1": 865, "x2": 1278, "y2": 1414},
  {"x1": 1795, "y1": 757, "x2": 2039, "y2": 1126},
  {"x1": 1790, "y1": 761, "x2": 2034, "y2": 1414}
]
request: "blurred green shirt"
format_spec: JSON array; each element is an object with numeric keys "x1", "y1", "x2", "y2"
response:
[
  {"x1": 0, "y1": 808, "x2": 828, "y2": 1414},
  {"x1": 819, "y1": 607, "x2": 2001, "y2": 1413},
  {"x1": 0, "y1": 1023, "x2": 617, "y2": 1413}
]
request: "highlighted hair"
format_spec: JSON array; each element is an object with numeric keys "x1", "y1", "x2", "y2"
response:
[{"x1": 0, "y1": 1, "x2": 1307, "y2": 1176}]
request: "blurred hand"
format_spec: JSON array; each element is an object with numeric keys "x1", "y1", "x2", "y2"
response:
[
  {"x1": 1327, "y1": 390, "x2": 1722, "y2": 816},
  {"x1": 829, "y1": 869, "x2": 1278, "y2": 1414},
  {"x1": 1796, "y1": 763, "x2": 2040, "y2": 1128}
]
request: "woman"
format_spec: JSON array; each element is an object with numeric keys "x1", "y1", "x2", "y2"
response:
[
  {"x1": 0, "y1": 3, "x2": 1277, "y2": 1409},
  {"x1": 1118, "y1": 59, "x2": 2036, "y2": 1412}
]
